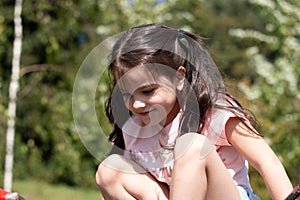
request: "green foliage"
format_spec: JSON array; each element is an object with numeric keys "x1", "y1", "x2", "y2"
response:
[
  {"x1": 230, "y1": 0, "x2": 300, "y2": 197},
  {"x1": 1, "y1": 0, "x2": 299, "y2": 197},
  {"x1": 167, "y1": 0, "x2": 266, "y2": 79},
  {"x1": 0, "y1": 0, "x2": 107, "y2": 188},
  {"x1": 96, "y1": 0, "x2": 175, "y2": 34}
]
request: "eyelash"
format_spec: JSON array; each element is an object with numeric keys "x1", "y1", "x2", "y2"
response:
[
  {"x1": 142, "y1": 88, "x2": 155, "y2": 94},
  {"x1": 121, "y1": 87, "x2": 156, "y2": 98}
]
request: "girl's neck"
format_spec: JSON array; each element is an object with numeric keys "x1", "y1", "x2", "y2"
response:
[{"x1": 161, "y1": 101, "x2": 181, "y2": 127}]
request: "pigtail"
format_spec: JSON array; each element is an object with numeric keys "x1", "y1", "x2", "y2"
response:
[
  {"x1": 174, "y1": 29, "x2": 223, "y2": 135},
  {"x1": 174, "y1": 28, "x2": 260, "y2": 138}
]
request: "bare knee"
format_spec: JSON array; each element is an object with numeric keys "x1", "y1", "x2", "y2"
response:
[
  {"x1": 95, "y1": 157, "x2": 119, "y2": 189},
  {"x1": 96, "y1": 154, "x2": 169, "y2": 200},
  {"x1": 95, "y1": 154, "x2": 147, "y2": 188},
  {"x1": 174, "y1": 132, "x2": 215, "y2": 162},
  {"x1": 95, "y1": 154, "x2": 140, "y2": 199}
]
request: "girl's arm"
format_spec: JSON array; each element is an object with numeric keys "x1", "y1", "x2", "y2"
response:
[{"x1": 225, "y1": 117, "x2": 293, "y2": 200}]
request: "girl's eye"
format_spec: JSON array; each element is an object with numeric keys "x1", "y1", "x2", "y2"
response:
[{"x1": 142, "y1": 88, "x2": 155, "y2": 95}]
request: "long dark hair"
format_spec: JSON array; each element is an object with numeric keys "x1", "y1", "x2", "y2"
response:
[{"x1": 105, "y1": 24, "x2": 259, "y2": 150}]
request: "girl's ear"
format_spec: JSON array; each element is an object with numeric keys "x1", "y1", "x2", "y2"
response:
[{"x1": 176, "y1": 66, "x2": 186, "y2": 91}]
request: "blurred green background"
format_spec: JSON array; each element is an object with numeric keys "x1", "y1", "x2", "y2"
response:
[{"x1": 0, "y1": 0, "x2": 299, "y2": 199}]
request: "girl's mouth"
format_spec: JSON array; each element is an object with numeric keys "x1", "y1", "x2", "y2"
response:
[
  {"x1": 138, "y1": 111, "x2": 151, "y2": 115},
  {"x1": 137, "y1": 109, "x2": 155, "y2": 116}
]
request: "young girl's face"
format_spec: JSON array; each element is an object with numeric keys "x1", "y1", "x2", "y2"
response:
[{"x1": 115, "y1": 65, "x2": 181, "y2": 126}]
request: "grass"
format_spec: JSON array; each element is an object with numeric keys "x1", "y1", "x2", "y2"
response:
[
  {"x1": 10, "y1": 176, "x2": 272, "y2": 200},
  {"x1": 12, "y1": 179, "x2": 101, "y2": 200}
]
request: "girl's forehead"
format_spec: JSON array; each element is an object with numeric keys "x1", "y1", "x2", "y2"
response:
[
  {"x1": 116, "y1": 65, "x2": 175, "y2": 92},
  {"x1": 118, "y1": 66, "x2": 154, "y2": 89}
]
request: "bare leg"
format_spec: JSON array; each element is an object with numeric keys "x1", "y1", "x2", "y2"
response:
[
  {"x1": 170, "y1": 133, "x2": 240, "y2": 200},
  {"x1": 96, "y1": 154, "x2": 169, "y2": 200}
]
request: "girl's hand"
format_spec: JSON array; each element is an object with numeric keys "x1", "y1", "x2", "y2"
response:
[{"x1": 96, "y1": 154, "x2": 169, "y2": 200}]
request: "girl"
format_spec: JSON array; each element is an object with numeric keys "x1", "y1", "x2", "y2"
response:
[{"x1": 95, "y1": 24, "x2": 293, "y2": 200}]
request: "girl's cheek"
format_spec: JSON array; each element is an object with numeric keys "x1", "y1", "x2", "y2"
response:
[{"x1": 123, "y1": 97, "x2": 131, "y2": 109}]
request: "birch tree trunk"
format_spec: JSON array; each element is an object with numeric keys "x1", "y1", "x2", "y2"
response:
[{"x1": 4, "y1": 0, "x2": 23, "y2": 192}]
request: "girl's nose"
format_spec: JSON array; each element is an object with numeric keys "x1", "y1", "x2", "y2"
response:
[{"x1": 132, "y1": 98, "x2": 146, "y2": 109}]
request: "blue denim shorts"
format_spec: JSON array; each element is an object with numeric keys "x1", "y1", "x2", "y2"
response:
[{"x1": 237, "y1": 185, "x2": 260, "y2": 200}]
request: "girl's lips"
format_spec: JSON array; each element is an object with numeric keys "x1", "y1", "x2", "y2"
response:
[
  {"x1": 139, "y1": 112, "x2": 149, "y2": 115},
  {"x1": 137, "y1": 109, "x2": 155, "y2": 116}
]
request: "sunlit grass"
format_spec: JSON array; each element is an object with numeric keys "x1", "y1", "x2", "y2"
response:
[{"x1": 13, "y1": 179, "x2": 101, "y2": 200}]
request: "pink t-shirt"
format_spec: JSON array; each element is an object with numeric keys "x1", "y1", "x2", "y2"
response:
[{"x1": 122, "y1": 100, "x2": 252, "y2": 190}]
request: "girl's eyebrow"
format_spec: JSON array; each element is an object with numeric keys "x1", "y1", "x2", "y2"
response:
[
  {"x1": 119, "y1": 83, "x2": 158, "y2": 93},
  {"x1": 138, "y1": 83, "x2": 157, "y2": 90}
]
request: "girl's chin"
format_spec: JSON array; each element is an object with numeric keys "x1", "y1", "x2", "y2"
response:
[
  {"x1": 138, "y1": 116, "x2": 166, "y2": 127},
  {"x1": 134, "y1": 109, "x2": 168, "y2": 126}
]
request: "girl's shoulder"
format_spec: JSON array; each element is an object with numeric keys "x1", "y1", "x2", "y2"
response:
[
  {"x1": 203, "y1": 96, "x2": 244, "y2": 146},
  {"x1": 208, "y1": 95, "x2": 240, "y2": 123},
  {"x1": 210, "y1": 94, "x2": 246, "y2": 123}
]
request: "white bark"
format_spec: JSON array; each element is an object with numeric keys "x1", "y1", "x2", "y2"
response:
[{"x1": 4, "y1": 0, "x2": 23, "y2": 192}]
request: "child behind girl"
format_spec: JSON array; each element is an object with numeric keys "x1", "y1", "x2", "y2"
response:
[{"x1": 95, "y1": 24, "x2": 293, "y2": 200}]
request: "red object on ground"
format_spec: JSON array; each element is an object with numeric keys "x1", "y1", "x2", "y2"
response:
[
  {"x1": 0, "y1": 188, "x2": 24, "y2": 200},
  {"x1": 0, "y1": 188, "x2": 9, "y2": 199}
]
